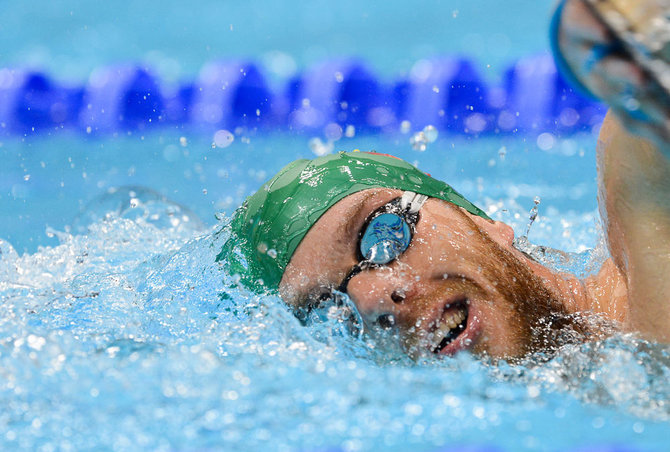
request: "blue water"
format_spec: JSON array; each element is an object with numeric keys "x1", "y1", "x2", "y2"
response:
[
  {"x1": 0, "y1": 0, "x2": 556, "y2": 81},
  {"x1": 2, "y1": 132, "x2": 599, "y2": 254},
  {"x1": 2, "y1": 131, "x2": 669, "y2": 451},
  {"x1": 1, "y1": 0, "x2": 670, "y2": 450}
]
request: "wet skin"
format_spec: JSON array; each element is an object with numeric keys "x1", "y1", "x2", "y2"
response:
[
  {"x1": 279, "y1": 188, "x2": 627, "y2": 360},
  {"x1": 279, "y1": 0, "x2": 670, "y2": 358}
]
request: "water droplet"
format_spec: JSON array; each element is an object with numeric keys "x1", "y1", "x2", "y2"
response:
[
  {"x1": 498, "y1": 146, "x2": 507, "y2": 160},
  {"x1": 213, "y1": 130, "x2": 234, "y2": 148},
  {"x1": 324, "y1": 123, "x2": 343, "y2": 141},
  {"x1": 27, "y1": 334, "x2": 45, "y2": 350},
  {"x1": 536, "y1": 132, "x2": 555, "y2": 151},
  {"x1": 377, "y1": 314, "x2": 395, "y2": 329},
  {"x1": 400, "y1": 120, "x2": 412, "y2": 134},
  {"x1": 423, "y1": 125, "x2": 438, "y2": 142},
  {"x1": 267, "y1": 249, "x2": 277, "y2": 259},
  {"x1": 465, "y1": 113, "x2": 487, "y2": 133},
  {"x1": 308, "y1": 137, "x2": 334, "y2": 156},
  {"x1": 408, "y1": 174, "x2": 423, "y2": 185},
  {"x1": 410, "y1": 131, "x2": 428, "y2": 151},
  {"x1": 624, "y1": 97, "x2": 640, "y2": 112},
  {"x1": 523, "y1": 197, "x2": 541, "y2": 238}
]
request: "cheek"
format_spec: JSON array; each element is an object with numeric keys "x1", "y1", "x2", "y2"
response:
[{"x1": 472, "y1": 299, "x2": 529, "y2": 357}]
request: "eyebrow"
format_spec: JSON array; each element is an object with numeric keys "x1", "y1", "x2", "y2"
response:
[
  {"x1": 339, "y1": 191, "x2": 380, "y2": 248},
  {"x1": 297, "y1": 190, "x2": 394, "y2": 304}
]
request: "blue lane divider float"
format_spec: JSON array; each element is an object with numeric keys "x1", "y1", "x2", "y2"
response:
[
  {"x1": 0, "y1": 55, "x2": 606, "y2": 137},
  {"x1": 501, "y1": 54, "x2": 603, "y2": 133},
  {"x1": 0, "y1": 69, "x2": 83, "y2": 134},
  {"x1": 190, "y1": 61, "x2": 276, "y2": 129},
  {"x1": 287, "y1": 59, "x2": 386, "y2": 132},
  {"x1": 395, "y1": 57, "x2": 493, "y2": 133},
  {"x1": 80, "y1": 65, "x2": 164, "y2": 133}
]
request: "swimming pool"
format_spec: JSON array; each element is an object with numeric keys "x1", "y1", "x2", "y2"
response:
[{"x1": 1, "y1": 1, "x2": 669, "y2": 451}]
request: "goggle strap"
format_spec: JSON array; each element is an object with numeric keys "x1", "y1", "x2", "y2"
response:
[{"x1": 400, "y1": 191, "x2": 428, "y2": 215}]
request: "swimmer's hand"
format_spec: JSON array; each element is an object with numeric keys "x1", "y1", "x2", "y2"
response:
[{"x1": 555, "y1": 0, "x2": 670, "y2": 152}]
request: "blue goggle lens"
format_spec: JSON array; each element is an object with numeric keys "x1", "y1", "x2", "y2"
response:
[{"x1": 359, "y1": 213, "x2": 412, "y2": 264}]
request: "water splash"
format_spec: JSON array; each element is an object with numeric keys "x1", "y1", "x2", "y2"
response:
[{"x1": 0, "y1": 189, "x2": 667, "y2": 450}]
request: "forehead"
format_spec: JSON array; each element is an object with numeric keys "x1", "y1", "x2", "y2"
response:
[{"x1": 279, "y1": 188, "x2": 402, "y2": 303}]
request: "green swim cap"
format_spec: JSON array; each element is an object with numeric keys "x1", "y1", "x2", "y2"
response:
[{"x1": 217, "y1": 151, "x2": 490, "y2": 292}]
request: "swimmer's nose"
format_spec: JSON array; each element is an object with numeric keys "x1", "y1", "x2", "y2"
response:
[{"x1": 346, "y1": 269, "x2": 414, "y2": 328}]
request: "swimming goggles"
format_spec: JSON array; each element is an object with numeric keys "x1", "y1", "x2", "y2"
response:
[
  {"x1": 297, "y1": 191, "x2": 428, "y2": 336},
  {"x1": 338, "y1": 190, "x2": 428, "y2": 293}
]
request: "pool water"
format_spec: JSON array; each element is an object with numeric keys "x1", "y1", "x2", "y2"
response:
[
  {"x1": 2, "y1": 131, "x2": 669, "y2": 451},
  {"x1": 1, "y1": 0, "x2": 557, "y2": 81},
  {"x1": 2, "y1": 0, "x2": 670, "y2": 450}
]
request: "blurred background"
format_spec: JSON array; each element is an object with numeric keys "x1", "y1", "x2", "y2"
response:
[
  {"x1": 1, "y1": 0, "x2": 556, "y2": 81},
  {"x1": 2, "y1": 0, "x2": 601, "y2": 257}
]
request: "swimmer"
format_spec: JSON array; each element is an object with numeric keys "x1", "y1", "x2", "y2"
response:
[{"x1": 218, "y1": 0, "x2": 670, "y2": 360}]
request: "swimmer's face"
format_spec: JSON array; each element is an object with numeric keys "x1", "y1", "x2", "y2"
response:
[{"x1": 279, "y1": 188, "x2": 575, "y2": 360}]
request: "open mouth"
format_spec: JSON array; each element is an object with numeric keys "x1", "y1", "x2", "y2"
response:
[{"x1": 431, "y1": 300, "x2": 469, "y2": 354}]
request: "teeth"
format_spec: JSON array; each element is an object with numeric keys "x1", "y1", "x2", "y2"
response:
[
  {"x1": 432, "y1": 306, "x2": 467, "y2": 348},
  {"x1": 442, "y1": 307, "x2": 466, "y2": 330}
]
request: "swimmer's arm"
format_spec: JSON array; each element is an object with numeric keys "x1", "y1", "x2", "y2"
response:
[{"x1": 597, "y1": 110, "x2": 670, "y2": 341}]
